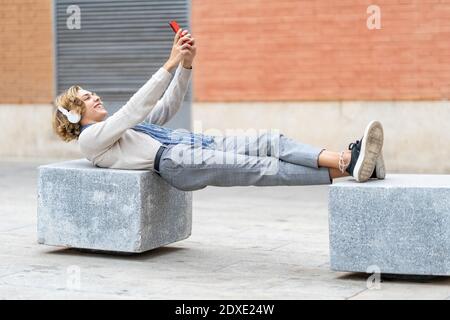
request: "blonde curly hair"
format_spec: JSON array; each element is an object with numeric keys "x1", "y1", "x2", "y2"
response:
[{"x1": 52, "y1": 85, "x2": 86, "y2": 142}]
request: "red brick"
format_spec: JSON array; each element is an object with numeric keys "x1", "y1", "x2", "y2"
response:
[
  {"x1": 0, "y1": 0, "x2": 53, "y2": 104},
  {"x1": 192, "y1": 0, "x2": 450, "y2": 101}
]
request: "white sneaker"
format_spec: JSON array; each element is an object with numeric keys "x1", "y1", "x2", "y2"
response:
[
  {"x1": 371, "y1": 152, "x2": 386, "y2": 179},
  {"x1": 346, "y1": 120, "x2": 384, "y2": 182}
]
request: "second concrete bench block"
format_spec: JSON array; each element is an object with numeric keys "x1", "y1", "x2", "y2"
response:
[{"x1": 329, "y1": 174, "x2": 450, "y2": 276}]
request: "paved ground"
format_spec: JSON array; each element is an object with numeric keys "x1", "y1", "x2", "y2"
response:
[{"x1": 0, "y1": 159, "x2": 449, "y2": 300}]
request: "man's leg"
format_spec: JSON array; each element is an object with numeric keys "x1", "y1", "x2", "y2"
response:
[
  {"x1": 157, "y1": 144, "x2": 331, "y2": 191},
  {"x1": 204, "y1": 120, "x2": 383, "y2": 183},
  {"x1": 211, "y1": 133, "x2": 352, "y2": 172},
  {"x1": 211, "y1": 132, "x2": 325, "y2": 168}
]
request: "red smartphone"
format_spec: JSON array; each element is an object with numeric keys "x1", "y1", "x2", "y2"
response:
[
  {"x1": 169, "y1": 20, "x2": 192, "y2": 44},
  {"x1": 169, "y1": 20, "x2": 181, "y2": 34}
]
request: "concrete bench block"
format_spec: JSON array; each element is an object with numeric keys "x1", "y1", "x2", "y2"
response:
[
  {"x1": 37, "y1": 159, "x2": 192, "y2": 253},
  {"x1": 329, "y1": 174, "x2": 450, "y2": 276}
]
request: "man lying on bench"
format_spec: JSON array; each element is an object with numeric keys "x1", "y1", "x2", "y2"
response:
[{"x1": 52, "y1": 27, "x2": 385, "y2": 191}]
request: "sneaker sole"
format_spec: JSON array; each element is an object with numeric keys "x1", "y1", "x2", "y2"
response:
[
  {"x1": 354, "y1": 120, "x2": 384, "y2": 182},
  {"x1": 375, "y1": 152, "x2": 386, "y2": 179}
]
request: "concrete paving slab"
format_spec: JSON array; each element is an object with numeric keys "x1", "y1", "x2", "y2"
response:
[{"x1": 0, "y1": 160, "x2": 448, "y2": 299}]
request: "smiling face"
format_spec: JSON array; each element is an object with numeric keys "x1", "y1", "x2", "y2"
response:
[{"x1": 77, "y1": 89, "x2": 108, "y2": 125}]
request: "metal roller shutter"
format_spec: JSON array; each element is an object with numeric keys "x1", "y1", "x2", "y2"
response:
[{"x1": 54, "y1": 0, "x2": 192, "y2": 129}]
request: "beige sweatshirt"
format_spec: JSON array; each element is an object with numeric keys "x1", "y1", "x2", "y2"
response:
[{"x1": 78, "y1": 64, "x2": 192, "y2": 170}]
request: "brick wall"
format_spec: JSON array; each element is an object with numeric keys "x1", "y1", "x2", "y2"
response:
[
  {"x1": 192, "y1": 0, "x2": 450, "y2": 102},
  {"x1": 1, "y1": 1, "x2": 449, "y2": 104},
  {"x1": 0, "y1": 0, "x2": 53, "y2": 104}
]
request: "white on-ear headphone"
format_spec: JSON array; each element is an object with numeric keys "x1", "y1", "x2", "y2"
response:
[{"x1": 57, "y1": 106, "x2": 81, "y2": 124}]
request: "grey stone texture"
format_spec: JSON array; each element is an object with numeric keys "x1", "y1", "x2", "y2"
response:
[
  {"x1": 329, "y1": 174, "x2": 450, "y2": 276},
  {"x1": 2, "y1": 160, "x2": 450, "y2": 299},
  {"x1": 37, "y1": 159, "x2": 192, "y2": 253}
]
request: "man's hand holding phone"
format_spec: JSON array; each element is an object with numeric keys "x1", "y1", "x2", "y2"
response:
[{"x1": 163, "y1": 21, "x2": 196, "y2": 72}]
